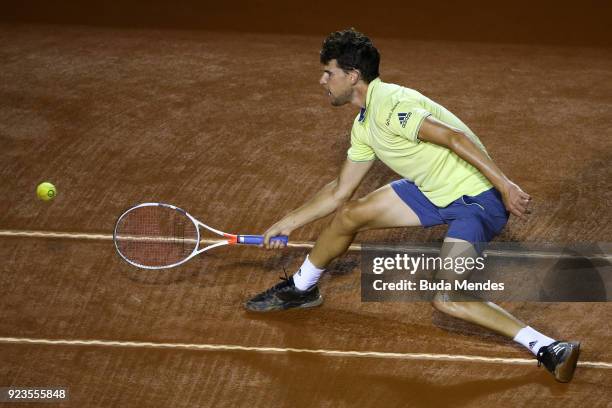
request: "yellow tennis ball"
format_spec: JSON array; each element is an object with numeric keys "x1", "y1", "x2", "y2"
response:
[{"x1": 36, "y1": 182, "x2": 57, "y2": 201}]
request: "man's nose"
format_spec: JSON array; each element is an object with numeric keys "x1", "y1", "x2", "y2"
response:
[{"x1": 319, "y1": 74, "x2": 327, "y2": 85}]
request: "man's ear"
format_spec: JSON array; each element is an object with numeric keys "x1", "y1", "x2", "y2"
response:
[{"x1": 350, "y1": 69, "x2": 361, "y2": 85}]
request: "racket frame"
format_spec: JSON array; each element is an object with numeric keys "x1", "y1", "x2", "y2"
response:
[{"x1": 113, "y1": 202, "x2": 238, "y2": 270}]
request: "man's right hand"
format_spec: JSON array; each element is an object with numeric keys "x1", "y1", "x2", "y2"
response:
[{"x1": 263, "y1": 221, "x2": 293, "y2": 249}]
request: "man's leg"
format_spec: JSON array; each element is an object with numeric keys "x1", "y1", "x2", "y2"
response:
[
  {"x1": 245, "y1": 184, "x2": 421, "y2": 311},
  {"x1": 431, "y1": 237, "x2": 526, "y2": 338},
  {"x1": 432, "y1": 237, "x2": 580, "y2": 382},
  {"x1": 292, "y1": 184, "x2": 422, "y2": 290},
  {"x1": 309, "y1": 184, "x2": 422, "y2": 268}
]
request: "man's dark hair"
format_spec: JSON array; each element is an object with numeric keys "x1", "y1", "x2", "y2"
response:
[{"x1": 320, "y1": 28, "x2": 380, "y2": 83}]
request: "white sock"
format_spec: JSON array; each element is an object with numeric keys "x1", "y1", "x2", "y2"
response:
[
  {"x1": 293, "y1": 255, "x2": 325, "y2": 291},
  {"x1": 513, "y1": 326, "x2": 556, "y2": 355}
]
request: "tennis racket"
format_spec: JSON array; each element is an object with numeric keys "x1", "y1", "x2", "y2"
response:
[{"x1": 113, "y1": 202, "x2": 288, "y2": 269}]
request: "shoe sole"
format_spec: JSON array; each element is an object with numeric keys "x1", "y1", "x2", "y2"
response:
[
  {"x1": 245, "y1": 295, "x2": 323, "y2": 312},
  {"x1": 293, "y1": 294, "x2": 323, "y2": 310},
  {"x1": 555, "y1": 341, "x2": 580, "y2": 383}
]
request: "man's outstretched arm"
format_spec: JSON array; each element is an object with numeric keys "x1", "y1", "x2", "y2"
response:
[
  {"x1": 417, "y1": 116, "x2": 531, "y2": 218},
  {"x1": 263, "y1": 158, "x2": 374, "y2": 248}
]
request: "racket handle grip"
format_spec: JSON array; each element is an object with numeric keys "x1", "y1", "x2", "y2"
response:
[{"x1": 237, "y1": 235, "x2": 288, "y2": 246}]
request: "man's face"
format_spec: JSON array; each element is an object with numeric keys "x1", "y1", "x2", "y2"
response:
[{"x1": 319, "y1": 59, "x2": 354, "y2": 107}]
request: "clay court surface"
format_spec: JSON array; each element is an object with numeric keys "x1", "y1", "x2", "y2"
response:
[{"x1": 1, "y1": 19, "x2": 611, "y2": 407}]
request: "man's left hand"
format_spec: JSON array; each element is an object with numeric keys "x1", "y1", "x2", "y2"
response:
[{"x1": 502, "y1": 180, "x2": 532, "y2": 219}]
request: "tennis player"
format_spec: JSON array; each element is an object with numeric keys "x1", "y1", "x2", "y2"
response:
[{"x1": 245, "y1": 29, "x2": 580, "y2": 382}]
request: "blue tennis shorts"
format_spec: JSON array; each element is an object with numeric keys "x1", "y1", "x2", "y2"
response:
[{"x1": 390, "y1": 180, "x2": 509, "y2": 253}]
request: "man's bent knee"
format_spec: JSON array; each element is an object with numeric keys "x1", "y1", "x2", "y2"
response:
[
  {"x1": 432, "y1": 290, "x2": 466, "y2": 318},
  {"x1": 432, "y1": 290, "x2": 452, "y2": 312},
  {"x1": 333, "y1": 201, "x2": 369, "y2": 233}
]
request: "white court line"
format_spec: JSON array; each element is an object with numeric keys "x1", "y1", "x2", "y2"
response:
[
  {"x1": 0, "y1": 232, "x2": 610, "y2": 370},
  {"x1": 0, "y1": 336, "x2": 610, "y2": 369},
  {"x1": 1, "y1": 229, "x2": 610, "y2": 260}
]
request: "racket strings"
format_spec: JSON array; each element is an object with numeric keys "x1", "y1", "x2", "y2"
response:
[{"x1": 115, "y1": 206, "x2": 198, "y2": 268}]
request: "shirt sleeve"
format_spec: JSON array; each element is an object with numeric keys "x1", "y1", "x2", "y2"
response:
[
  {"x1": 347, "y1": 125, "x2": 376, "y2": 162},
  {"x1": 383, "y1": 102, "x2": 431, "y2": 143}
]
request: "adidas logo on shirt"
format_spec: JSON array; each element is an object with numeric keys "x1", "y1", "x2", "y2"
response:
[
  {"x1": 398, "y1": 112, "x2": 411, "y2": 128},
  {"x1": 529, "y1": 340, "x2": 538, "y2": 350}
]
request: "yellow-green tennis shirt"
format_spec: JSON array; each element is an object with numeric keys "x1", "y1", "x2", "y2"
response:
[{"x1": 348, "y1": 78, "x2": 493, "y2": 207}]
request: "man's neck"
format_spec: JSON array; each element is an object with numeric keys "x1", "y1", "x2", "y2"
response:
[{"x1": 351, "y1": 81, "x2": 369, "y2": 109}]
